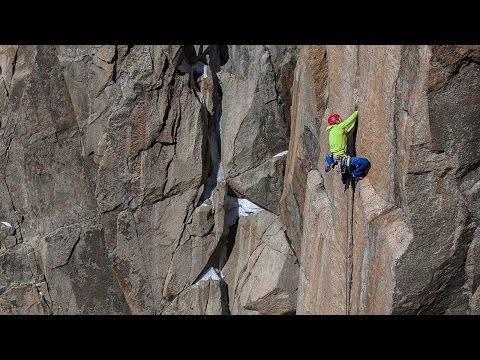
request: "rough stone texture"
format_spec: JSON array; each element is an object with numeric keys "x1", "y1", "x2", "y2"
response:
[
  {"x1": 296, "y1": 170, "x2": 343, "y2": 314},
  {"x1": 0, "y1": 244, "x2": 51, "y2": 314},
  {"x1": 223, "y1": 210, "x2": 298, "y2": 315},
  {"x1": 0, "y1": 45, "x2": 211, "y2": 314},
  {"x1": 162, "y1": 201, "x2": 219, "y2": 302},
  {"x1": 466, "y1": 229, "x2": 480, "y2": 303},
  {"x1": 162, "y1": 280, "x2": 229, "y2": 315},
  {"x1": 0, "y1": 45, "x2": 296, "y2": 315},
  {"x1": 228, "y1": 155, "x2": 286, "y2": 215},
  {"x1": 290, "y1": 45, "x2": 480, "y2": 314},
  {"x1": 3, "y1": 44, "x2": 478, "y2": 315},
  {"x1": 280, "y1": 46, "x2": 327, "y2": 255},
  {"x1": 221, "y1": 45, "x2": 296, "y2": 213}
]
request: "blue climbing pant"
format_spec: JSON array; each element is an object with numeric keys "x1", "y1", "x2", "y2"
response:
[
  {"x1": 341, "y1": 156, "x2": 370, "y2": 184},
  {"x1": 349, "y1": 157, "x2": 370, "y2": 178}
]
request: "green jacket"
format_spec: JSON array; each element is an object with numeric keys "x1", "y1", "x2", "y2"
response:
[{"x1": 326, "y1": 111, "x2": 358, "y2": 156}]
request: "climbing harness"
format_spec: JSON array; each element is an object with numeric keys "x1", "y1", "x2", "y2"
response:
[
  {"x1": 325, "y1": 153, "x2": 350, "y2": 175},
  {"x1": 336, "y1": 155, "x2": 350, "y2": 174}
]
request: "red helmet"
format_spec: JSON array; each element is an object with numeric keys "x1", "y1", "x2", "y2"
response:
[{"x1": 327, "y1": 113, "x2": 340, "y2": 125}]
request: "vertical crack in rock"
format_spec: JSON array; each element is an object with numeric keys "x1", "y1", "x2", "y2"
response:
[
  {"x1": 160, "y1": 46, "x2": 232, "y2": 313},
  {"x1": 283, "y1": 230, "x2": 300, "y2": 265},
  {"x1": 111, "y1": 46, "x2": 118, "y2": 83},
  {"x1": 162, "y1": 202, "x2": 195, "y2": 303},
  {"x1": 132, "y1": 212, "x2": 156, "y2": 311},
  {"x1": 344, "y1": 46, "x2": 361, "y2": 315},
  {"x1": 346, "y1": 181, "x2": 355, "y2": 315},
  {"x1": 3, "y1": 45, "x2": 478, "y2": 315},
  {"x1": 3, "y1": 138, "x2": 16, "y2": 211},
  {"x1": 158, "y1": 81, "x2": 174, "y2": 143},
  {"x1": 2, "y1": 131, "x2": 25, "y2": 243},
  {"x1": 198, "y1": 45, "x2": 225, "y2": 203},
  {"x1": 262, "y1": 46, "x2": 281, "y2": 105},
  {"x1": 262, "y1": 45, "x2": 292, "y2": 139},
  {"x1": 192, "y1": 192, "x2": 238, "y2": 285},
  {"x1": 11, "y1": 46, "x2": 18, "y2": 80},
  {"x1": 2, "y1": 79, "x2": 8, "y2": 97},
  {"x1": 186, "y1": 46, "x2": 233, "y2": 313}
]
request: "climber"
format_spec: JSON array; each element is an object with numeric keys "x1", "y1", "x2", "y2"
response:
[{"x1": 324, "y1": 111, "x2": 370, "y2": 184}]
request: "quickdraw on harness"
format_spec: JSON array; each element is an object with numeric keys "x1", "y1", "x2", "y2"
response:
[{"x1": 325, "y1": 153, "x2": 350, "y2": 175}]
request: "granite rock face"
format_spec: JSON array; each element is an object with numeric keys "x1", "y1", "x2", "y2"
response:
[
  {"x1": 288, "y1": 45, "x2": 480, "y2": 314},
  {"x1": 223, "y1": 210, "x2": 298, "y2": 314},
  {"x1": 0, "y1": 45, "x2": 298, "y2": 314},
  {"x1": 1, "y1": 45, "x2": 478, "y2": 314}
]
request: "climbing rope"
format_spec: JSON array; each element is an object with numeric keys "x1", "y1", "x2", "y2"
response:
[
  {"x1": 345, "y1": 194, "x2": 349, "y2": 315},
  {"x1": 345, "y1": 177, "x2": 356, "y2": 315}
]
